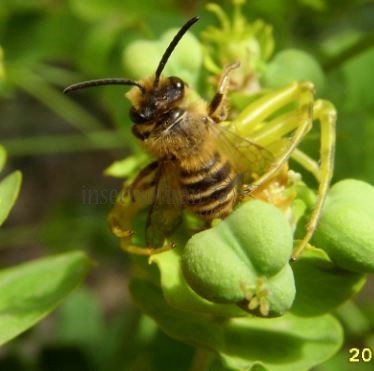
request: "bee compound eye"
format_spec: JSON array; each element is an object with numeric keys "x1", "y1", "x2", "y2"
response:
[
  {"x1": 129, "y1": 106, "x2": 148, "y2": 124},
  {"x1": 168, "y1": 76, "x2": 184, "y2": 91},
  {"x1": 165, "y1": 77, "x2": 185, "y2": 102}
]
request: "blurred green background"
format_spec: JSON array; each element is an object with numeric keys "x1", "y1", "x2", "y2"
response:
[{"x1": 0, "y1": 0, "x2": 373, "y2": 370}]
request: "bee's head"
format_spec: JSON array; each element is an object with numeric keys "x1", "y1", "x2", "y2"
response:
[
  {"x1": 63, "y1": 16, "x2": 198, "y2": 126},
  {"x1": 127, "y1": 76, "x2": 185, "y2": 124},
  {"x1": 126, "y1": 13, "x2": 198, "y2": 125}
]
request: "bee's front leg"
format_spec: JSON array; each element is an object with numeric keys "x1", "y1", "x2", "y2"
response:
[
  {"x1": 128, "y1": 160, "x2": 159, "y2": 202},
  {"x1": 120, "y1": 239, "x2": 176, "y2": 256},
  {"x1": 109, "y1": 165, "x2": 159, "y2": 254},
  {"x1": 209, "y1": 62, "x2": 240, "y2": 122}
]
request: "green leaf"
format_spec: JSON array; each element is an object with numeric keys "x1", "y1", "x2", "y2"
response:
[
  {"x1": 130, "y1": 279, "x2": 343, "y2": 371},
  {"x1": 104, "y1": 153, "x2": 149, "y2": 178},
  {"x1": 4, "y1": 12, "x2": 83, "y2": 65},
  {"x1": 0, "y1": 145, "x2": 6, "y2": 173},
  {"x1": 0, "y1": 251, "x2": 91, "y2": 346},
  {"x1": 78, "y1": 21, "x2": 125, "y2": 76},
  {"x1": 55, "y1": 287, "x2": 106, "y2": 350},
  {"x1": 263, "y1": 49, "x2": 325, "y2": 93},
  {"x1": 341, "y1": 47, "x2": 374, "y2": 111},
  {"x1": 68, "y1": 0, "x2": 125, "y2": 21},
  {"x1": 291, "y1": 248, "x2": 366, "y2": 316},
  {"x1": 68, "y1": 0, "x2": 167, "y2": 23},
  {"x1": 299, "y1": 0, "x2": 327, "y2": 11},
  {"x1": 0, "y1": 170, "x2": 22, "y2": 226}
]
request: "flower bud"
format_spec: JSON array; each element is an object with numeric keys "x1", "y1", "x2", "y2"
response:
[
  {"x1": 182, "y1": 200, "x2": 295, "y2": 316},
  {"x1": 123, "y1": 29, "x2": 202, "y2": 86},
  {"x1": 313, "y1": 179, "x2": 374, "y2": 273}
]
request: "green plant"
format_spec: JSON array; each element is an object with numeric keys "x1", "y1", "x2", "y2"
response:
[
  {"x1": 0, "y1": 0, "x2": 373, "y2": 370},
  {"x1": 0, "y1": 145, "x2": 91, "y2": 346},
  {"x1": 104, "y1": 2, "x2": 374, "y2": 370}
]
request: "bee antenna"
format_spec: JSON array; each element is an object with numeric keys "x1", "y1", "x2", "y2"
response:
[
  {"x1": 63, "y1": 78, "x2": 145, "y2": 94},
  {"x1": 154, "y1": 16, "x2": 199, "y2": 87}
]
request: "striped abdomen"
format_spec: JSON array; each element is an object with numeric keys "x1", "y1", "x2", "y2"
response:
[{"x1": 179, "y1": 152, "x2": 239, "y2": 220}]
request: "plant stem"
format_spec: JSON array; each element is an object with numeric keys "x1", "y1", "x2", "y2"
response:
[
  {"x1": 8, "y1": 65, "x2": 105, "y2": 133},
  {"x1": 35, "y1": 63, "x2": 82, "y2": 86}
]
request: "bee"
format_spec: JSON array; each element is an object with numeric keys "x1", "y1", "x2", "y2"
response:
[{"x1": 64, "y1": 17, "x2": 278, "y2": 253}]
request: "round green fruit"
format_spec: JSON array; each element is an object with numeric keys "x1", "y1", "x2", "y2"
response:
[
  {"x1": 313, "y1": 179, "x2": 374, "y2": 273},
  {"x1": 182, "y1": 200, "x2": 295, "y2": 316}
]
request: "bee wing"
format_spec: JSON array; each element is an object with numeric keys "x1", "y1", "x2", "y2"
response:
[
  {"x1": 146, "y1": 160, "x2": 183, "y2": 247},
  {"x1": 211, "y1": 123, "x2": 275, "y2": 184}
]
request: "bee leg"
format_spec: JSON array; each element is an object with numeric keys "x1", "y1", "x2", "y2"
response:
[
  {"x1": 291, "y1": 99, "x2": 336, "y2": 260},
  {"x1": 239, "y1": 184, "x2": 254, "y2": 199},
  {"x1": 209, "y1": 62, "x2": 240, "y2": 121},
  {"x1": 120, "y1": 239, "x2": 176, "y2": 256},
  {"x1": 108, "y1": 181, "x2": 156, "y2": 249},
  {"x1": 128, "y1": 161, "x2": 159, "y2": 201}
]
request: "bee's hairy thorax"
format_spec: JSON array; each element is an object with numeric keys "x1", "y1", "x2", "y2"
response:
[{"x1": 134, "y1": 102, "x2": 212, "y2": 157}]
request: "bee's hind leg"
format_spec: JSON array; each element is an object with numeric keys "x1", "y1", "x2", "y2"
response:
[{"x1": 209, "y1": 62, "x2": 240, "y2": 122}]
